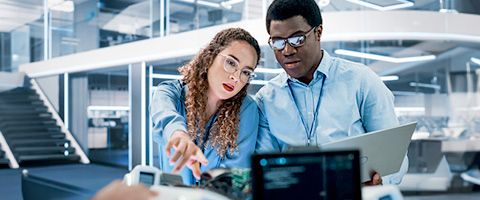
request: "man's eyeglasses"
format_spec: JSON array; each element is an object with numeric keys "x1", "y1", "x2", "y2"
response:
[
  {"x1": 268, "y1": 26, "x2": 316, "y2": 51},
  {"x1": 218, "y1": 53, "x2": 256, "y2": 83}
]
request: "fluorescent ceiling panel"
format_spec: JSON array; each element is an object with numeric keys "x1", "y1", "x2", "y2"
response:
[
  {"x1": 380, "y1": 75, "x2": 399, "y2": 81},
  {"x1": 409, "y1": 82, "x2": 441, "y2": 90},
  {"x1": 177, "y1": 0, "x2": 244, "y2": 9},
  {"x1": 471, "y1": 57, "x2": 480, "y2": 65},
  {"x1": 346, "y1": 0, "x2": 414, "y2": 11},
  {"x1": 151, "y1": 74, "x2": 183, "y2": 80},
  {"x1": 334, "y1": 49, "x2": 436, "y2": 63}
]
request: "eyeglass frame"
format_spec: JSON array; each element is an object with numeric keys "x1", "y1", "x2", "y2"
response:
[
  {"x1": 268, "y1": 26, "x2": 317, "y2": 51},
  {"x1": 218, "y1": 53, "x2": 256, "y2": 83}
]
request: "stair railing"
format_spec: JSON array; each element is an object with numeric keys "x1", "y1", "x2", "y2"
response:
[
  {"x1": 30, "y1": 79, "x2": 90, "y2": 164},
  {"x1": 0, "y1": 130, "x2": 19, "y2": 168}
]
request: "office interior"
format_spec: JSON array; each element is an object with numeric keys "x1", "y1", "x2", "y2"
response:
[{"x1": 0, "y1": 0, "x2": 480, "y2": 199}]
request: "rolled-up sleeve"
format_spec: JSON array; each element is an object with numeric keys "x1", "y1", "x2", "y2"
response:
[
  {"x1": 150, "y1": 81, "x2": 187, "y2": 144},
  {"x1": 254, "y1": 90, "x2": 281, "y2": 153},
  {"x1": 359, "y1": 69, "x2": 407, "y2": 184},
  {"x1": 359, "y1": 68, "x2": 399, "y2": 132}
]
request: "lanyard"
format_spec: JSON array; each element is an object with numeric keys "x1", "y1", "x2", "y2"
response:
[{"x1": 287, "y1": 75, "x2": 326, "y2": 146}]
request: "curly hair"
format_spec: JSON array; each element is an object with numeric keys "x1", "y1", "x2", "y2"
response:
[{"x1": 179, "y1": 28, "x2": 260, "y2": 157}]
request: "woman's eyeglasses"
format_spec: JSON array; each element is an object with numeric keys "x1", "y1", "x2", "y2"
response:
[
  {"x1": 268, "y1": 26, "x2": 316, "y2": 51},
  {"x1": 219, "y1": 53, "x2": 256, "y2": 83}
]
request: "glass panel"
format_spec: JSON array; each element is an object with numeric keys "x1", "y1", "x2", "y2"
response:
[
  {"x1": 311, "y1": 0, "x2": 480, "y2": 14},
  {"x1": 49, "y1": 0, "x2": 151, "y2": 58},
  {"x1": 69, "y1": 66, "x2": 130, "y2": 168},
  {"x1": 168, "y1": 0, "x2": 246, "y2": 34},
  {"x1": 97, "y1": 0, "x2": 150, "y2": 47},
  {"x1": 0, "y1": 0, "x2": 44, "y2": 72}
]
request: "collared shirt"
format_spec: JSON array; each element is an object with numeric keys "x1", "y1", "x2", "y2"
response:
[
  {"x1": 255, "y1": 50, "x2": 407, "y2": 184},
  {"x1": 150, "y1": 80, "x2": 259, "y2": 185}
]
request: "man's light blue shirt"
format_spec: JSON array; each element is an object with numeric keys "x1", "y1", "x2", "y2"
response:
[
  {"x1": 150, "y1": 80, "x2": 259, "y2": 185},
  {"x1": 255, "y1": 50, "x2": 407, "y2": 184}
]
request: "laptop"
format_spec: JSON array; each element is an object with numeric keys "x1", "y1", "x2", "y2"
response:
[
  {"x1": 321, "y1": 122, "x2": 417, "y2": 182},
  {"x1": 251, "y1": 150, "x2": 362, "y2": 200}
]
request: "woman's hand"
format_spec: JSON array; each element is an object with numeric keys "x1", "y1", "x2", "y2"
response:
[{"x1": 165, "y1": 131, "x2": 208, "y2": 180}]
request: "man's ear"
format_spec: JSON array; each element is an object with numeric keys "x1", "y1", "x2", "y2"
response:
[{"x1": 316, "y1": 25, "x2": 323, "y2": 41}]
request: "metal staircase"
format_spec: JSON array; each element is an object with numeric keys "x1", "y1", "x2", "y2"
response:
[{"x1": 0, "y1": 85, "x2": 88, "y2": 168}]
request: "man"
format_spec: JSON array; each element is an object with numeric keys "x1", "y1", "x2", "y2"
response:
[
  {"x1": 255, "y1": 0, "x2": 408, "y2": 185},
  {"x1": 92, "y1": 180, "x2": 158, "y2": 200}
]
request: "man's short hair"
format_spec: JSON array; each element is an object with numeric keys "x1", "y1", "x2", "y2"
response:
[{"x1": 266, "y1": 0, "x2": 322, "y2": 34}]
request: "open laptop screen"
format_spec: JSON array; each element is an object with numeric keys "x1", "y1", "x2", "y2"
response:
[{"x1": 251, "y1": 150, "x2": 361, "y2": 200}]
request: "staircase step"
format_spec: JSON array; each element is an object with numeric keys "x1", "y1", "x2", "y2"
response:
[
  {"x1": 0, "y1": 88, "x2": 35, "y2": 95},
  {"x1": 0, "y1": 96, "x2": 41, "y2": 105},
  {"x1": 0, "y1": 104, "x2": 47, "y2": 109},
  {"x1": 0, "y1": 158, "x2": 10, "y2": 168},
  {"x1": 1, "y1": 130, "x2": 63, "y2": 136},
  {"x1": 0, "y1": 120, "x2": 56, "y2": 127},
  {"x1": 3, "y1": 126, "x2": 61, "y2": 133},
  {"x1": 0, "y1": 107, "x2": 48, "y2": 113},
  {"x1": 0, "y1": 113, "x2": 53, "y2": 121},
  {"x1": 10, "y1": 139, "x2": 70, "y2": 148},
  {"x1": 0, "y1": 90, "x2": 34, "y2": 95},
  {"x1": 0, "y1": 99, "x2": 44, "y2": 106},
  {"x1": 17, "y1": 154, "x2": 80, "y2": 166},
  {"x1": 5, "y1": 132, "x2": 65, "y2": 140},
  {"x1": 0, "y1": 109, "x2": 49, "y2": 116},
  {"x1": 2, "y1": 130, "x2": 63, "y2": 137},
  {"x1": 0, "y1": 95, "x2": 39, "y2": 101},
  {"x1": 14, "y1": 146, "x2": 75, "y2": 156}
]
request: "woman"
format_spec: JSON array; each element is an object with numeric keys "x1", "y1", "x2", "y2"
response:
[{"x1": 150, "y1": 28, "x2": 261, "y2": 185}]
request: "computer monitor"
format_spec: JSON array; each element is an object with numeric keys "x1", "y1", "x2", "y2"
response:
[{"x1": 251, "y1": 150, "x2": 361, "y2": 200}]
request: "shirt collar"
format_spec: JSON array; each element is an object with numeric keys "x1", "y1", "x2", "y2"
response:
[{"x1": 280, "y1": 50, "x2": 332, "y2": 87}]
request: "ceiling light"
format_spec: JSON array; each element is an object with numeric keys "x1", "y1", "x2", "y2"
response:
[
  {"x1": 49, "y1": 0, "x2": 75, "y2": 12},
  {"x1": 151, "y1": 74, "x2": 183, "y2": 80},
  {"x1": 409, "y1": 82, "x2": 441, "y2": 90},
  {"x1": 380, "y1": 75, "x2": 399, "y2": 81},
  {"x1": 197, "y1": 0, "x2": 221, "y2": 8},
  {"x1": 346, "y1": 0, "x2": 414, "y2": 11},
  {"x1": 392, "y1": 91, "x2": 419, "y2": 96},
  {"x1": 471, "y1": 57, "x2": 480, "y2": 65},
  {"x1": 439, "y1": 9, "x2": 458, "y2": 13},
  {"x1": 221, "y1": 0, "x2": 244, "y2": 6},
  {"x1": 317, "y1": 0, "x2": 331, "y2": 8},
  {"x1": 48, "y1": 0, "x2": 64, "y2": 7},
  {"x1": 334, "y1": 49, "x2": 436, "y2": 63},
  {"x1": 177, "y1": 0, "x2": 238, "y2": 9}
]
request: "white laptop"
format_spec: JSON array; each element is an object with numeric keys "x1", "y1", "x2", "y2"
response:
[{"x1": 321, "y1": 122, "x2": 417, "y2": 182}]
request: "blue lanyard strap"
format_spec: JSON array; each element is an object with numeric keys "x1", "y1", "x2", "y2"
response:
[{"x1": 287, "y1": 74, "x2": 326, "y2": 146}]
